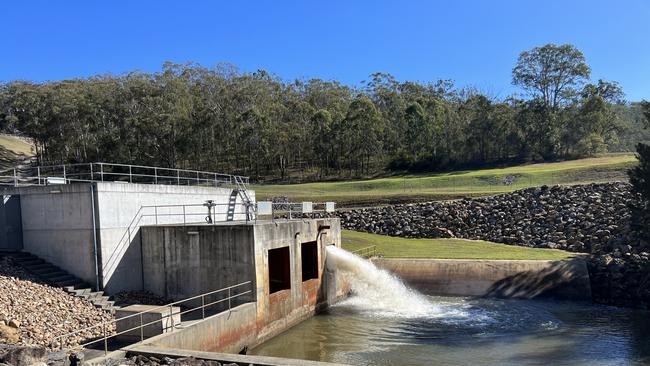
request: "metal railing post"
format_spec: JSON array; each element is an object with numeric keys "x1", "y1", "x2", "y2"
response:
[
  {"x1": 176, "y1": 170, "x2": 180, "y2": 185},
  {"x1": 140, "y1": 313, "x2": 144, "y2": 342},
  {"x1": 100, "y1": 163, "x2": 104, "y2": 181},
  {"x1": 201, "y1": 295, "x2": 205, "y2": 319},
  {"x1": 154, "y1": 167, "x2": 158, "y2": 184},
  {"x1": 37, "y1": 167, "x2": 41, "y2": 185},
  {"x1": 183, "y1": 205, "x2": 186, "y2": 226},
  {"x1": 155, "y1": 206, "x2": 158, "y2": 225},
  {"x1": 228, "y1": 287, "x2": 231, "y2": 311},
  {"x1": 170, "y1": 305, "x2": 175, "y2": 331},
  {"x1": 90, "y1": 163, "x2": 94, "y2": 181},
  {"x1": 102, "y1": 321, "x2": 108, "y2": 355},
  {"x1": 129, "y1": 165, "x2": 132, "y2": 183},
  {"x1": 62, "y1": 165, "x2": 66, "y2": 182}
]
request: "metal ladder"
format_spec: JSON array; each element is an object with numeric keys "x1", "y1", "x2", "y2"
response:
[
  {"x1": 226, "y1": 190, "x2": 238, "y2": 221},
  {"x1": 233, "y1": 175, "x2": 254, "y2": 221}
]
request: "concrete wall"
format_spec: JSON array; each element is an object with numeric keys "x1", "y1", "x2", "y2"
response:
[
  {"x1": 373, "y1": 258, "x2": 592, "y2": 300},
  {"x1": 95, "y1": 182, "x2": 255, "y2": 293},
  {"x1": 252, "y1": 219, "x2": 343, "y2": 344},
  {"x1": 2, "y1": 182, "x2": 255, "y2": 292},
  {"x1": 4, "y1": 184, "x2": 98, "y2": 284},
  {"x1": 141, "y1": 224, "x2": 256, "y2": 304},
  {"x1": 138, "y1": 218, "x2": 345, "y2": 354},
  {"x1": 144, "y1": 303, "x2": 258, "y2": 354},
  {"x1": 0, "y1": 194, "x2": 23, "y2": 251}
]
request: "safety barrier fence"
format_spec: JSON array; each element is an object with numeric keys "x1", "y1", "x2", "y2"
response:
[
  {"x1": 350, "y1": 245, "x2": 378, "y2": 258},
  {"x1": 0, "y1": 162, "x2": 249, "y2": 187},
  {"x1": 50, "y1": 281, "x2": 253, "y2": 355}
]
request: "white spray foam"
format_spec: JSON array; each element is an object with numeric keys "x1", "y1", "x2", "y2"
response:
[{"x1": 326, "y1": 246, "x2": 469, "y2": 319}]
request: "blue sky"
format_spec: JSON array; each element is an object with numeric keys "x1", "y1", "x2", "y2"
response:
[{"x1": 2, "y1": 0, "x2": 649, "y2": 101}]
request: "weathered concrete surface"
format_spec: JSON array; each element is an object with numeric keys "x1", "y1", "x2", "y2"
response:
[
  {"x1": 127, "y1": 344, "x2": 350, "y2": 366},
  {"x1": 373, "y1": 257, "x2": 592, "y2": 300},
  {"x1": 138, "y1": 218, "x2": 345, "y2": 354},
  {"x1": 140, "y1": 224, "x2": 255, "y2": 305},
  {"x1": 115, "y1": 305, "x2": 181, "y2": 341},
  {"x1": 252, "y1": 219, "x2": 343, "y2": 344},
  {"x1": 142, "y1": 303, "x2": 257, "y2": 354}
]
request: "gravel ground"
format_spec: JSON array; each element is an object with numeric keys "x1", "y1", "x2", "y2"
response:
[{"x1": 0, "y1": 257, "x2": 114, "y2": 349}]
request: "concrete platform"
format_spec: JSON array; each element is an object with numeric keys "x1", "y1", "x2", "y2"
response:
[{"x1": 126, "y1": 344, "x2": 351, "y2": 366}]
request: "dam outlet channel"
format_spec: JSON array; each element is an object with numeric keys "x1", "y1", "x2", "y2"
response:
[{"x1": 250, "y1": 246, "x2": 650, "y2": 366}]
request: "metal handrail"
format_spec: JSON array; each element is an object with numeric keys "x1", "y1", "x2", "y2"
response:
[
  {"x1": 350, "y1": 245, "x2": 378, "y2": 258},
  {"x1": 0, "y1": 162, "x2": 250, "y2": 187},
  {"x1": 102, "y1": 201, "x2": 253, "y2": 282},
  {"x1": 50, "y1": 281, "x2": 253, "y2": 354},
  {"x1": 258, "y1": 201, "x2": 335, "y2": 220}
]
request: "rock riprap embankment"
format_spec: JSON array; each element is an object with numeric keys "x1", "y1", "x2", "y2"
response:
[
  {"x1": 0, "y1": 257, "x2": 114, "y2": 349},
  {"x1": 317, "y1": 182, "x2": 650, "y2": 308},
  {"x1": 338, "y1": 182, "x2": 647, "y2": 255}
]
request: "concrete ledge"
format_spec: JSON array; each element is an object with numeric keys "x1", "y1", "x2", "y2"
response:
[
  {"x1": 127, "y1": 344, "x2": 350, "y2": 366},
  {"x1": 373, "y1": 258, "x2": 592, "y2": 300},
  {"x1": 140, "y1": 303, "x2": 258, "y2": 354},
  {"x1": 115, "y1": 305, "x2": 181, "y2": 341}
]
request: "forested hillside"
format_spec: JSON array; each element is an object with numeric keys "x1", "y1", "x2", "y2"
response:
[{"x1": 0, "y1": 44, "x2": 647, "y2": 182}]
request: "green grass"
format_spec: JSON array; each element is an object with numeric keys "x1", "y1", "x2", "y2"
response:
[
  {"x1": 341, "y1": 230, "x2": 575, "y2": 260},
  {"x1": 0, "y1": 135, "x2": 34, "y2": 171},
  {"x1": 0, "y1": 135, "x2": 34, "y2": 156},
  {"x1": 255, "y1": 154, "x2": 637, "y2": 205}
]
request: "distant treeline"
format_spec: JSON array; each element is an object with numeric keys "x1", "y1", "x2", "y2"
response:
[{"x1": 0, "y1": 44, "x2": 648, "y2": 182}]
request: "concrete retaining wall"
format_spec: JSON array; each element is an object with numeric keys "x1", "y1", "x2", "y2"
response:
[
  {"x1": 143, "y1": 303, "x2": 258, "y2": 354},
  {"x1": 9, "y1": 184, "x2": 98, "y2": 284},
  {"x1": 97, "y1": 182, "x2": 255, "y2": 293},
  {"x1": 2, "y1": 182, "x2": 255, "y2": 292},
  {"x1": 141, "y1": 224, "x2": 256, "y2": 304},
  {"x1": 373, "y1": 258, "x2": 592, "y2": 300},
  {"x1": 138, "y1": 218, "x2": 346, "y2": 353}
]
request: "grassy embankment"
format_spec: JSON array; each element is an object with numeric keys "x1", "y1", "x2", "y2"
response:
[
  {"x1": 341, "y1": 229, "x2": 574, "y2": 260},
  {"x1": 0, "y1": 135, "x2": 34, "y2": 171},
  {"x1": 255, "y1": 154, "x2": 636, "y2": 206}
]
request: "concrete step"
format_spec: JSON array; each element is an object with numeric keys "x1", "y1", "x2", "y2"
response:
[
  {"x1": 28, "y1": 263, "x2": 60, "y2": 271},
  {"x1": 49, "y1": 274, "x2": 76, "y2": 283},
  {"x1": 9, "y1": 251, "x2": 115, "y2": 314},
  {"x1": 13, "y1": 258, "x2": 44, "y2": 266},
  {"x1": 37, "y1": 268, "x2": 66, "y2": 276},
  {"x1": 7, "y1": 252, "x2": 33, "y2": 259},
  {"x1": 66, "y1": 287, "x2": 93, "y2": 297},
  {"x1": 54, "y1": 278, "x2": 87, "y2": 288}
]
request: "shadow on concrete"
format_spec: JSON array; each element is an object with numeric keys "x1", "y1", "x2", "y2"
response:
[{"x1": 484, "y1": 258, "x2": 591, "y2": 300}]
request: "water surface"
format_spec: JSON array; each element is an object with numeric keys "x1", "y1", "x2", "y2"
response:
[{"x1": 251, "y1": 296, "x2": 650, "y2": 365}]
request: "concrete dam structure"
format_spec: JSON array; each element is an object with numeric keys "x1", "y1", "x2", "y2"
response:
[{"x1": 0, "y1": 163, "x2": 349, "y2": 364}]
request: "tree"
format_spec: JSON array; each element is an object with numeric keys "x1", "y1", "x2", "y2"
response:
[
  {"x1": 628, "y1": 101, "x2": 650, "y2": 240},
  {"x1": 342, "y1": 95, "x2": 384, "y2": 174},
  {"x1": 512, "y1": 44, "x2": 591, "y2": 110}
]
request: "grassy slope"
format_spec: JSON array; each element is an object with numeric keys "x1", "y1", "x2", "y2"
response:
[
  {"x1": 341, "y1": 230, "x2": 574, "y2": 260},
  {"x1": 255, "y1": 154, "x2": 636, "y2": 205},
  {"x1": 0, "y1": 135, "x2": 34, "y2": 171}
]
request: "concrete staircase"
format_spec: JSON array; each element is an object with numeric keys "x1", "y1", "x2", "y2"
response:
[{"x1": 5, "y1": 251, "x2": 118, "y2": 312}]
